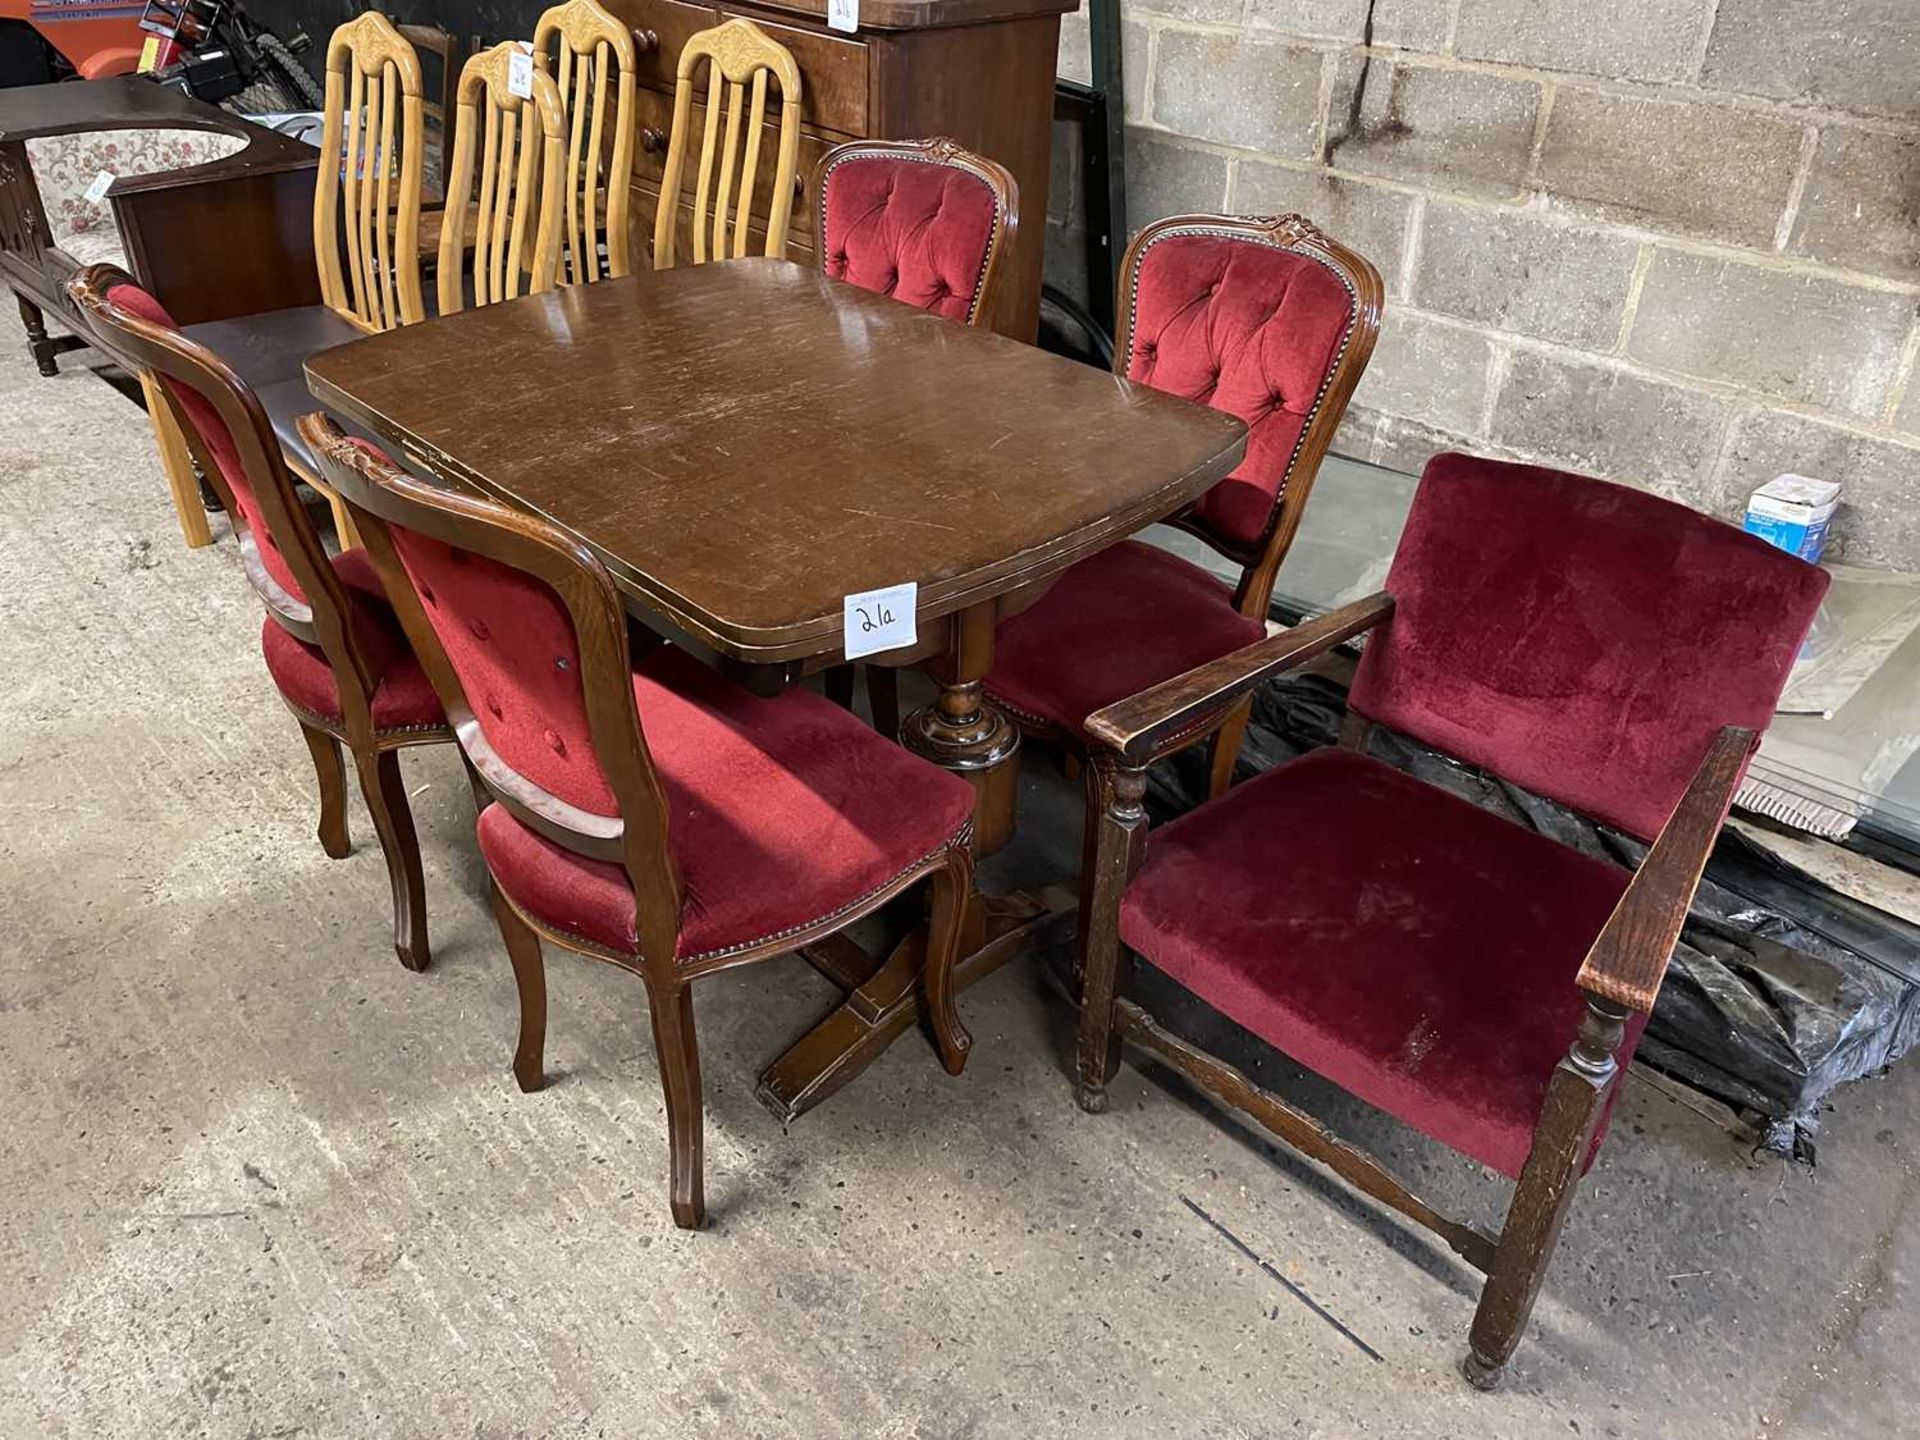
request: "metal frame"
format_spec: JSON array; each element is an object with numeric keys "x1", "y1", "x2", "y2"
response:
[{"x1": 1046, "y1": 0, "x2": 1125, "y2": 361}]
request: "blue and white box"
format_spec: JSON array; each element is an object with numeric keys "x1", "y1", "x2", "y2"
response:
[{"x1": 1743, "y1": 474, "x2": 1839, "y2": 562}]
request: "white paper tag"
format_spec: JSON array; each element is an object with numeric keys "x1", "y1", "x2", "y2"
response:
[
  {"x1": 507, "y1": 49, "x2": 534, "y2": 99},
  {"x1": 843, "y1": 582, "x2": 916, "y2": 660},
  {"x1": 827, "y1": 0, "x2": 859, "y2": 34},
  {"x1": 83, "y1": 171, "x2": 115, "y2": 204}
]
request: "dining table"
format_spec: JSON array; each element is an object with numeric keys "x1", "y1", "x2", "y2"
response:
[{"x1": 304, "y1": 257, "x2": 1248, "y2": 1121}]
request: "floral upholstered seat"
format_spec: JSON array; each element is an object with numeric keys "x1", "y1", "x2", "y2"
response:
[{"x1": 24, "y1": 127, "x2": 247, "y2": 269}]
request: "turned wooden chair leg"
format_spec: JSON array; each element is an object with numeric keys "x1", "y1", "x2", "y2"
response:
[
  {"x1": 1071, "y1": 760, "x2": 1110, "y2": 996},
  {"x1": 1205, "y1": 696, "x2": 1254, "y2": 799},
  {"x1": 297, "y1": 719, "x2": 351, "y2": 859},
  {"x1": 823, "y1": 664, "x2": 856, "y2": 711},
  {"x1": 1465, "y1": 995, "x2": 1630, "y2": 1390},
  {"x1": 644, "y1": 972, "x2": 705, "y2": 1230},
  {"x1": 16, "y1": 291, "x2": 59, "y2": 377},
  {"x1": 138, "y1": 372, "x2": 214, "y2": 550},
  {"x1": 866, "y1": 665, "x2": 900, "y2": 740},
  {"x1": 1075, "y1": 763, "x2": 1147, "y2": 1114},
  {"x1": 352, "y1": 745, "x2": 431, "y2": 973},
  {"x1": 923, "y1": 844, "x2": 976, "y2": 1075},
  {"x1": 488, "y1": 882, "x2": 548, "y2": 1093}
]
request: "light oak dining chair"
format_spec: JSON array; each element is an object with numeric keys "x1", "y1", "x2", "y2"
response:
[
  {"x1": 303, "y1": 414, "x2": 981, "y2": 1231},
  {"x1": 134, "y1": 12, "x2": 425, "y2": 552},
  {"x1": 533, "y1": 0, "x2": 638, "y2": 284},
  {"x1": 437, "y1": 41, "x2": 569, "y2": 315},
  {"x1": 652, "y1": 17, "x2": 803, "y2": 269},
  {"x1": 73, "y1": 265, "x2": 453, "y2": 973},
  {"x1": 315, "y1": 10, "x2": 429, "y2": 334}
]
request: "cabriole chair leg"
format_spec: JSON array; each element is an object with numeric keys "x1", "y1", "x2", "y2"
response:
[
  {"x1": 923, "y1": 844, "x2": 976, "y2": 1075},
  {"x1": 644, "y1": 972, "x2": 705, "y2": 1230},
  {"x1": 298, "y1": 719, "x2": 351, "y2": 859},
  {"x1": 353, "y1": 746, "x2": 431, "y2": 972},
  {"x1": 1465, "y1": 996, "x2": 1629, "y2": 1389},
  {"x1": 489, "y1": 883, "x2": 548, "y2": 1094}
]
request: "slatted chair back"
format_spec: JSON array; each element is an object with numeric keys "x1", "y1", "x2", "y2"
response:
[
  {"x1": 653, "y1": 17, "x2": 803, "y2": 269},
  {"x1": 533, "y1": 0, "x2": 638, "y2": 284},
  {"x1": 315, "y1": 12, "x2": 428, "y2": 332},
  {"x1": 438, "y1": 42, "x2": 570, "y2": 315},
  {"x1": 812, "y1": 136, "x2": 1018, "y2": 327},
  {"x1": 1113, "y1": 213, "x2": 1384, "y2": 619}
]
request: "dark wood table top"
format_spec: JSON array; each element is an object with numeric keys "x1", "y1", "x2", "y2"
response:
[{"x1": 305, "y1": 260, "x2": 1248, "y2": 666}]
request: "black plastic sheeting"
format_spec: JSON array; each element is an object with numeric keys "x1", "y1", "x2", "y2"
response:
[{"x1": 1145, "y1": 673, "x2": 1920, "y2": 1160}]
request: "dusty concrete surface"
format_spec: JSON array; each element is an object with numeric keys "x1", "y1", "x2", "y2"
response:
[{"x1": 3, "y1": 337, "x2": 1919, "y2": 1439}]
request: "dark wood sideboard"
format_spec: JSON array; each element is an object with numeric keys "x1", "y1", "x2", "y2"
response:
[
  {"x1": 606, "y1": 0, "x2": 1073, "y2": 339},
  {"x1": 0, "y1": 76, "x2": 320, "y2": 351}
]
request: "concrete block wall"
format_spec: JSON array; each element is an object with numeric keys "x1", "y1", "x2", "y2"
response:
[{"x1": 1051, "y1": 0, "x2": 1920, "y2": 569}]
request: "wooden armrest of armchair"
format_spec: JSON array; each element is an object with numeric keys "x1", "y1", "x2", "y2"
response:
[
  {"x1": 1083, "y1": 591, "x2": 1396, "y2": 766},
  {"x1": 1574, "y1": 724, "x2": 1754, "y2": 1015}
]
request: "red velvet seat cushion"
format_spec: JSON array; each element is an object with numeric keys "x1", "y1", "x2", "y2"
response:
[
  {"x1": 1119, "y1": 746, "x2": 1643, "y2": 1179},
  {"x1": 476, "y1": 646, "x2": 975, "y2": 959},
  {"x1": 259, "y1": 548, "x2": 443, "y2": 732},
  {"x1": 1126, "y1": 230, "x2": 1359, "y2": 546},
  {"x1": 106, "y1": 284, "x2": 309, "y2": 602},
  {"x1": 821, "y1": 153, "x2": 999, "y2": 323},
  {"x1": 984, "y1": 540, "x2": 1265, "y2": 739},
  {"x1": 1349, "y1": 454, "x2": 1830, "y2": 843}
]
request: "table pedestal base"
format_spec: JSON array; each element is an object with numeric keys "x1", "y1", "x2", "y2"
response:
[
  {"x1": 901, "y1": 700, "x2": 1021, "y2": 856},
  {"x1": 756, "y1": 887, "x2": 1076, "y2": 1124}
]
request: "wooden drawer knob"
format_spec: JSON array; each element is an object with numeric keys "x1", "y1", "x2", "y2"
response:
[
  {"x1": 633, "y1": 28, "x2": 659, "y2": 54},
  {"x1": 641, "y1": 127, "x2": 667, "y2": 154}
]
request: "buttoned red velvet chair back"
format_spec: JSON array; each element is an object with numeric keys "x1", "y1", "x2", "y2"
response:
[
  {"x1": 815, "y1": 138, "x2": 1017, "y2": 327},
  {"x1": 1348, "y1": 453, "x2": 1830, "y2": 843},
  {"x1": 311, "y1": 431, "x2": 666, "y2": 835},
  {"x1": 101, "y1": 282, "x2": 318, "y2": 606},
  {"x1": 382, "y1": 518, "x2": 620, "y2": 820},
  {"x1": 1118, "y1": 214, "x2": 1381, "y2": 557}
]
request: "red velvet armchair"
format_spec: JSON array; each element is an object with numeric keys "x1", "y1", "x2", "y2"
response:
[
  {"x1": 300, "y1": 416, "x2": 979, "y2": 1230},
  {"x1": 1072, "y1": 452, "x2": 1829, "y2": 1387},
  {"x1": 68, "y1": 265, "x2": 452, "y2": 972},
  {"x1": 981, "y1": 212, "x2": 1381, "y2": 896}
]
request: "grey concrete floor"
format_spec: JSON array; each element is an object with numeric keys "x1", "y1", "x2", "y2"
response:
[{"x1": 3, "y1": 335, "x2": 1918, "y2": 1439}]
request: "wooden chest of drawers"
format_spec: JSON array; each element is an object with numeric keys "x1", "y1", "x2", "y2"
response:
[{"x1": 602, "y1": 0, "x2": 1072, "y2": 339}]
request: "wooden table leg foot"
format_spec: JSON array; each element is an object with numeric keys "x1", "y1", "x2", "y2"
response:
[{"x1": 756, "y1": 889, "x2": 1073, "y2": 1124}]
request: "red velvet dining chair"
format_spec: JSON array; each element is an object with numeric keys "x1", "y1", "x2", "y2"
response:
[
  {"x1": 68, "y1": 264, "x2": 452, "y2": 973},
  {"x1": 980, "y1": 212, "x2": 1381, "y2": 902},
  {"x1": 814, "y1": 136, "x2": 1018, "y2": 328},
  {"x1": 1072, "y1": 453, "x2": 1830, "y2": 1387},
  {"x1": 299, "y1": 415, "x2": 979, "y2": 1230},
  {"x1": 813, "y1": 135, "x2": 1018, "y2": 734}
]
